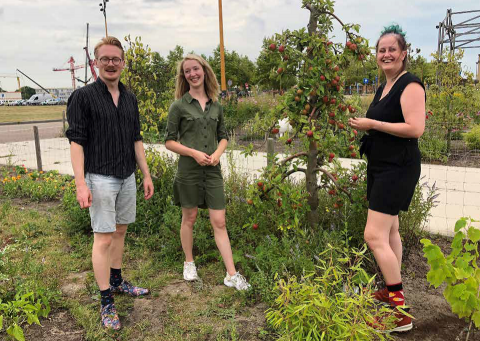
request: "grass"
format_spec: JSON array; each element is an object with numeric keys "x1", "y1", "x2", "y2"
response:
[
  {"x1": 0, "y1": 105, "x2": 66, "y2": 123},
  {"x1": 0, "y1": 194, "x2": 273, "y2": 341}
]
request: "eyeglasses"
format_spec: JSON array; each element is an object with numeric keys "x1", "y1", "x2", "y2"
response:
[{"x1": 98, "y1": 57, "x2": 123, "y2": 66}]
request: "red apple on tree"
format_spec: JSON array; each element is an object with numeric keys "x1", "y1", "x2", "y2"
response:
[
  {"x1": 269, "y1": 43, "x2": 277, "y2": 51},
  {"x1": 252, "y1": 223, "x2": 259, "y2": 230},
  {"x1": 278, "y1": 45, "x2": 285, "y2": 53},
  {"x1": 306, "y1": 130, "x2": 314, "y2": 137},
  {"x1": 277, "y1": 67, "x2": 284, "y2": 74}
]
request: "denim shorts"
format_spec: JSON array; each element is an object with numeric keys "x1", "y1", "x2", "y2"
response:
[{"x1": 85, "y1": 173, "x2": 136, "y2": 233}]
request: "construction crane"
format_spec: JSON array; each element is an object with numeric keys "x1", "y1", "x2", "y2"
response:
[
  {"x1": 16, "y1": 69, "x2": 56, "y2": 98},
  {"x1": 0, "y1": 74, "x2": 21, "y2": 91},
  {"x1": 53, "y1": 57, "x2": 85, "y2": 89}
]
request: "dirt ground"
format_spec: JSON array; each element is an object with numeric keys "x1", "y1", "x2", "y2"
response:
[{"x1": 14, "y1": 236, "x2": 477, "y2": 341}]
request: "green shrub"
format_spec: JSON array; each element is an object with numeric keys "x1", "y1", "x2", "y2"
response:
[
  {"x1": 419, "y1": 125, "x2": 448, "y2": 163},
  {"x1": 222, "y1": 95, "x2": 278, "y2": 133},
  {"x1": 266, "y1": 244, "x2": 394, "y2": 341},
  {"x1": 464, "y1": 124, "x2": 480, "y2": 150},
  {"x1": 0, "y1": 290, "x2": 50, "y2": 341},
  {"x1": 2, "y1": 170, "x2": 70, "y2": 201},
  {"x1": 421, "y1": 217, "x2": 480, "y2": 334}
]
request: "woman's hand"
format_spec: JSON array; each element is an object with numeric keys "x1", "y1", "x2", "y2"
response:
[
  {"x1": 209, "y1": 152, "x2": 221, "y2": 166},
  {"x1": 348, "y1": 117, "x2": 375, "y2": 131},
  {"x1": 192, "y1": 150, "x2": 211, "y2": 166}
]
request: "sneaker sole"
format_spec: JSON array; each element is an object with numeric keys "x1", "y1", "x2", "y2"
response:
[
  {"x1": 184, "y1": 273, "x2": 200, "y2": 281},
  {"x1": 390, "y1": 323, "x2": 413, "y2": 333}
]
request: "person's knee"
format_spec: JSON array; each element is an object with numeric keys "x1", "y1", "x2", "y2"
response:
[
  {"x1": 364, "y1": 226, "x2": 380, "y2": 249},
  {"x1": 182, "y1": 211, "x2": 198, "y2": 228},
  {"x1": 211, "y1": 216, "x2": 226, "y2": 230},
  {"x1": 93, "y1": 233, "x2": 113, "y2": 250}
]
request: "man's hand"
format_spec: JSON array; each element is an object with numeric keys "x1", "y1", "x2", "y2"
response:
[
  {"x1": 209, "y1": 152, "x2": 221, "y2": 166},
  {"x1": 76, "y1": 183, "x2": 92, "y2": 209},
  {"x1": 143, "y1": 176, "x2": 154, "y2": 200}
]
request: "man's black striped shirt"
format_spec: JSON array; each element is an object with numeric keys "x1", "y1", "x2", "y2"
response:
[{"x1": 66, "y1": 77, "x2": 142, "y2": 179}]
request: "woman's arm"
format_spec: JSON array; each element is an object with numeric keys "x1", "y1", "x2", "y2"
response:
[
  {"x1": 348, "y1": 82, "x2": 426, "y2": 138},
  {"x1": 165, "y1": 140, "x2": 211, "y2": 166}
]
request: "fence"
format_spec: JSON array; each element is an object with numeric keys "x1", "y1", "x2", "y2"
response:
[
  {"x1": 1, "y1": 110, "x2": 479, "y2": 236},
  {"x1": 0, "y1": 111, "x2": 70, "y2": 173}
]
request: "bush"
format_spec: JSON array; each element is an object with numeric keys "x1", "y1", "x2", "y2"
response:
[
  {"x1": 464, "y1": 124, "x2": 480, "y2": 150},
  {"x1": 419, "y1": 124, "x2": 448, "y2": 163},
  {"x1": 266, "y1": 244, "x2": 394, "y2": 341},
  {"x1": 222, "y1": 95, "x2": 278, "y2": 134},
  {"x1": 2, "y1": 169, "x2": 70, "y2": 201}
]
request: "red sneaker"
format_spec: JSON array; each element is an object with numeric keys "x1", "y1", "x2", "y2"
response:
[
  {"x1": 372, "y1": 287, "x2": 389, "y2": 303},
  {"x1": 367, "y1": 307, "x2": 413, "y2": 333}
]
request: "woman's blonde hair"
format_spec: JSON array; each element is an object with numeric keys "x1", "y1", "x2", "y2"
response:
[{"x1": 175, "y1": 54, "x2": 220, "y2": 102}]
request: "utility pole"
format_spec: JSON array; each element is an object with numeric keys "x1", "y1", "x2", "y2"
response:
[
  {"x1": 218, "y1": 0, "x2": 227, "y2": 93},
  {"x1": 99, "y1": 0, "x2": 109, "y2": 37},
  {"x1": 85, "y1": 23, "x2": 89, "y2": 84}
]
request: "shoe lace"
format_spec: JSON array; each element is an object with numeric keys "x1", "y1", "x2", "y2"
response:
[
  {"x1": 233, "y1": 273, "x2": 249, "y2": 289},
  {"x1": 102, "y1": 303, "x2": 116, "y2": 316},
  {"x1": 185, "y1": 263, "x2": 196, "y2": 273}
]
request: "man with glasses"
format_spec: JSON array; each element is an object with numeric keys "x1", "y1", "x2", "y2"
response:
[{"x1": 66, "y1": 36, "x2": 154, "y2": 330}]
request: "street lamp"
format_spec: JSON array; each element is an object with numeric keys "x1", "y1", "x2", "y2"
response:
[{"x1": 99, "y1": 0, "x2": 109, "y2": 37}]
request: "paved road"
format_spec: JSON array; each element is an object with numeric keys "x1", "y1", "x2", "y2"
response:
[{"x1": 0, "y1": 121, "x2": 65, "y2": 143}]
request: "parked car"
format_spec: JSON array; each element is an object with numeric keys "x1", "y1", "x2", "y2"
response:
[{"x1": 27, "y1": 93, "x2": 53, "y2": 105}]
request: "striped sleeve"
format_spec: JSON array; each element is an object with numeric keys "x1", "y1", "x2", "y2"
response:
[{"x1": 65, "y1": 90, "x2": 89, "y2": 147}]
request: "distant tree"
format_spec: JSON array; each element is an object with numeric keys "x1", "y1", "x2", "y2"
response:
[
  {"x1": 207, "y1": 46, "x2": 256, "y2": 89},
  {"x1": 342, "y1": 53, "x2": 377, "y2": 87},
  {"x1": 254, "y1": 37, "x2": 297, "y2": 91},
  {"x1": 17, "y1": 86, "x2": 36, "y2": 100},
  {"x1": 0, "y1": 87, "x2": 5, "y2": 92},
  {"x1": 150, "y1": 45, "x2": 185, "y2": 107}
]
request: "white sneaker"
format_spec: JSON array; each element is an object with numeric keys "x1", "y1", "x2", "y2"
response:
[
  {"x1": 183, "y1": 261, "x2": 199, "y2": 281},
  {"x1": 224, "y1": 272, "x2": 251, "y2": 291}
]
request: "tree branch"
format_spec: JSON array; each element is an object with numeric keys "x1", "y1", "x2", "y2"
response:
[
  {"x1": 279, "y1": 152, "x2": 308, "y2": 165},
  {"x1": 314, "y1": 167, "x2": 353, "y2": 202}
]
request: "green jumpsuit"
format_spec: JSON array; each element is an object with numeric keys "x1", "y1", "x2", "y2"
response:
[{"x1": 165, "y1": 92, "x2": 229, "y2": 209}]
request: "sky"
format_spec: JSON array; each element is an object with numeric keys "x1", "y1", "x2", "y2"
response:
[{"x1": 0, "y1": 0, "x2": 479, "y2": 92}]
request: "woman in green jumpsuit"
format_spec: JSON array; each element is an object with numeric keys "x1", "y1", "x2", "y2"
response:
[{"x1": 165, "y1": 54, "x2": 250, "y2": 291}]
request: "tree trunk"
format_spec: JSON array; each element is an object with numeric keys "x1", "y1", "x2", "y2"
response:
[
  {"x1": 306, "y1": 140, "x2": 319, "y2": 228},
  {"x1": 305, "y1": 4, "x2": 321, "y2": 228}
]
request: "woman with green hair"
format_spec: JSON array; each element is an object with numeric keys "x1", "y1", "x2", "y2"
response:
[{"x1": 349, "y1": 24, "x2": 426, "y2": 333}]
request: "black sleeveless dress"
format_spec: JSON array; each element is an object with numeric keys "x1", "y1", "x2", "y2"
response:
[{"x1": 360, "y1": 72, "x2": 425, "y2": 215}]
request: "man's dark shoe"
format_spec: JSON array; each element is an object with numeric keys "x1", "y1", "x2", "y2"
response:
[
  {"x1": 101, "y1": 303, "x2": 121, "y2": 330},
  {"x1": 110, "y1": 280, "x2": 149, "y2": 296}
]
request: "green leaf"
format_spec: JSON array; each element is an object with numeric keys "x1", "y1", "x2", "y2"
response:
[
  {"x1": 467, "y1": 226, "x2": 480, "y2": 243},
  {"x1": 472, "y1": 311, "x2": 480, "y2": 328},
  {"x1": 454, "y1": 218, "x2": 467, "y2": 232}
]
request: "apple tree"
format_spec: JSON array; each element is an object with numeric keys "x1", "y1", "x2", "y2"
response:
[
  {"x1": 427, "y1": 49, "x2": 480, "y2": 155},
  {"x1": 243, "y1": 0, "x2": 371, "y2": 231}
]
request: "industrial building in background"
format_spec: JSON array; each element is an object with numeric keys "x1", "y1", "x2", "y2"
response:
[{"x1": 34, "y1": 88, "x2": 74, "y2": 101}]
